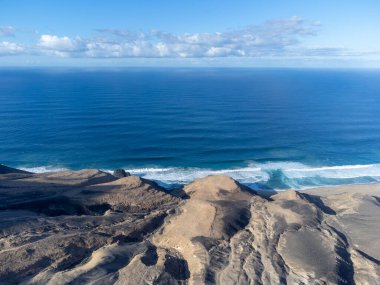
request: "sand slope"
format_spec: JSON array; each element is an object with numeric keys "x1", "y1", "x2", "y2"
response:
[{"x1": 0, "y1": 167, "x2": 379, "y2": 284}]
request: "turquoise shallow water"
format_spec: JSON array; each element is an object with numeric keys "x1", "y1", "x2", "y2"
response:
[{"x1": 1, "y1": 68, "x2": 380, "y2": 189}]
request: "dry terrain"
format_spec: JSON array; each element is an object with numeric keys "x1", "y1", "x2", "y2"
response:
[{"x1": 0, "y1": 164, "x2": 379, "y2": 284}]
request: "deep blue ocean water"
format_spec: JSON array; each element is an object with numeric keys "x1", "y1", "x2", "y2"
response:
[{"x1": 1, "y1": 68, "x2": 380, "y2": 189}]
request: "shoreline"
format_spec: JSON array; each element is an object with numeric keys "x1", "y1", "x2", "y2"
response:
[
  {"x1": 7, "y1": 162, "x2": 380, "y2": 192},
  {"x1": 1, "y1": 164, "x2": 379, "y2": 284},
  {"x1": 5, "y1": 161, "x2": 380, "y2": 195}
]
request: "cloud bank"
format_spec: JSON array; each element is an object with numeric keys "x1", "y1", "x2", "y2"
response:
[
  {"x1": 0, "y1": 17, "x2": 326, "y2": 58},
  {"x1": 36, "y1": 17, "x2": 321, "y2": 58},
  {"x1": 0, "y1": 17, "x2": 376, "y2": 62}
]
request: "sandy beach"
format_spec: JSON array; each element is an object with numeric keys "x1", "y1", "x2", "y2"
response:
[{"x1": 0, "y1": 164, "x2": 379, "y2": 284}]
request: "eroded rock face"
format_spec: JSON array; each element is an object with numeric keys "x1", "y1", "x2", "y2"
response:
[
  {"x1": 0, "y1": 169, "x2": 379, "y2": 285},
  {"x1": 0, "y1": 170, "x2": 180, "y2": 284}
]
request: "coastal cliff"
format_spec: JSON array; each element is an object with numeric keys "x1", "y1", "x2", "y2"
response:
[{"x1": 0, "y1": 165, "x2": 379, "y2": 284}]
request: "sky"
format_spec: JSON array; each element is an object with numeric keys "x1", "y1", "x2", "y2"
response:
[{"x1": 1, "y1": 0, "x2": 380, "y2": 67}]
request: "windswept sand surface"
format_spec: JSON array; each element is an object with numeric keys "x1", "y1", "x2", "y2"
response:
[{"x1": 0, "y1": 165, "x2": 379, "y2": 284}]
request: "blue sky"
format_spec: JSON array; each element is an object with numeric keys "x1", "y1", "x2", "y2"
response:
[{"x1": 1, "y1": 0, "x2": 380, "y2": 67}]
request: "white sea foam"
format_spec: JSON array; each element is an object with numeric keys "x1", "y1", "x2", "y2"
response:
[
  {"x1": 124, "y1": 166, "x2": 266, "y2": 185},
  {"x1": 123, "y1": 162, "x2": 380, "y2": 188},
  {"x1": 18, "y1": 162, "x2": 380, "y2": 190},
  {"x1": 19, "y1": 166, "x2": 69, "y2": 173}
]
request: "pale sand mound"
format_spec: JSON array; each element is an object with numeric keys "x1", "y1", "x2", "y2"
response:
[
  {"x1": 151, "y1": 175, "x2": 253, "y2": 285},
  {"x1": 1, "y1": 168, "x2": 379, "y2": 284},
  {"x1": 303, "y1": 184, "x2": 380, "y2": 284}
]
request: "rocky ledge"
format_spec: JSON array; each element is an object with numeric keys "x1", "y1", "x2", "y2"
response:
[{"x1": 0, "y1": 164, "x2": 379, "y2": 284}]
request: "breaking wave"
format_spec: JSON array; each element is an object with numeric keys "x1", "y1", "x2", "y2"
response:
[
  {"x1": 120, "y1": 162, "x2": 380, "y2": 189},
  {"x1": 19, "y1": 166, "x2": 69, "y2": 173},
  {"x1": 19, "y1": 162, "x2": 380, "y2": 190}
]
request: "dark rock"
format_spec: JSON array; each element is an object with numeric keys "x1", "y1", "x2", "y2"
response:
[
  {"x1": 164, "y1": 254, "x2": 190, "y2": 280},
  {"x1": 113, "y1": 169, "x2": 131, "y2": 178},
  {"x1": 141, "y1": 245, "x2": 158, "y2": 266},
  {"x1": 0, "y1": 164, "x2": 32, "y2": 174}
]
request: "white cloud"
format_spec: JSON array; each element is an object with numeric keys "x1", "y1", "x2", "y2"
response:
[
  {"x1": 0, "y1": 41, "x2": 24, "y2": 55},
  {"x1": 1, "y1": 18, "x2": 377, "y2": 62},
  {"x1": 34, "y1": 17, "x2": 322, "y2": 58},
  {"x1": 38, "y1": 35, "x2": 85, "y2": 56}
]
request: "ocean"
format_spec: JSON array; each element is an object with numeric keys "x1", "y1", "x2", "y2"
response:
[{"x1": 1, "y1": 68, "x2": 380, "y2": 190}]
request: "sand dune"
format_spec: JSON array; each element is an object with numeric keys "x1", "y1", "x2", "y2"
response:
[{"x1": 0, "y1": 165, "x2": 379, "y2": 284}]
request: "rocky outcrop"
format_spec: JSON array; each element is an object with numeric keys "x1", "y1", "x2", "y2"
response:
[
  {"x1": 0, "y1": 170, "x2": 179, "y2": 284},
  {"x1": 113, "y1": 169, "x2": 131, "y2": 178},
  {"x1": 0, "y1": 167, "x2": 379, "y2": 284}
]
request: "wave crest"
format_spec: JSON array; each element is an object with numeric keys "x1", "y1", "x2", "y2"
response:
[{"x1": 19, "y1": 162, "x2": 380, "y2": 190}]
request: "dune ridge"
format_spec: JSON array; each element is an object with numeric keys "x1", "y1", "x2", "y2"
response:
[{"x1": 0, "y1": 165, "x2": 379, "y2": 284}]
